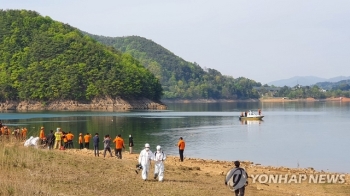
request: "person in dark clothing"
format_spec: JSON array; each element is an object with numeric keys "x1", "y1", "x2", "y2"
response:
[
  {"x1": 93, "y1": 133, "x2": 100, "y2": 157},
  {"x1": 129, "y1": 134, "x2": 134, "y2": 154},
  {"x1": 46, "y1": 130, "x2": 55, "y2": 150},
  {"x1": 225, "y1": 161, "x2": 248, "y2": 196}
]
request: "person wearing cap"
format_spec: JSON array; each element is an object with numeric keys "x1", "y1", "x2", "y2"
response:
[
  {"x1": 177, "y1": 137, "x2": 185, "y2": 162},
  {"x1": 138, "y1": 143, "x2": 154, "y2": 181},
  {"x1": 153, "y1": 145, "x2": 167, "y2": 181},
  {"x1": 54, "y1": 128, "x2": 62, "y2": 149},
  {"x1": 78, "y1": 133, "x2": 84, "y2": 149},
  {"x1": 93, "y1": 133, "x2": 100, "y2": 157},
  {"x1": 39, "y1": 127, "x2": 45, "y2": 144},
  {"x1": 113, "y1": 134, "x2": 125, "y2": 159},
  {"x1": 225, "y1": 161, "x2": 248, "y2": 196},
  {"x1": 129, "y1": 134, "x2": 134, "y2": 154}
]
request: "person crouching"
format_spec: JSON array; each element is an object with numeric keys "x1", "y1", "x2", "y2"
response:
[
  {"x1": 138, "y1": 143, "x2": 154, "y2": 181},
  {"x1": 153, "y1": 145, "x2": 166, "y2": 182}
]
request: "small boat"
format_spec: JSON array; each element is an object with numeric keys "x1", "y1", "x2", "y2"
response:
[{"x1": 239, "y1": 110, "x2": 264, "y2": 120}]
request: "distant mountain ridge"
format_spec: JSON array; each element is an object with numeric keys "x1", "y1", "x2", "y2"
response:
[{"x1": 268, "y1": 76, "x2": 350, "y2": 87}]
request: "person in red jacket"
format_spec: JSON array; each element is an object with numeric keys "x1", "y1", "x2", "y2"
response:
[{"x1": 177, "y1": 137, "x2": 185, "y2": 162}]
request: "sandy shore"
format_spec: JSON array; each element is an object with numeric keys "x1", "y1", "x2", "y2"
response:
[
  {"x1": 67, "y1": 149, "x2": 350, "y2": 196},
  {"x1": 260, "y1": 97, "x2": 350, "y2": 102}
]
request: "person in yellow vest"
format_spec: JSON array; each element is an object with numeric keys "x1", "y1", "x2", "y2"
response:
[
  {"x1": 66, "y1": 131, "x2": 74, "y2": 149},
  {"x1": 39, "y1": 127, "x2": 45, "y2": 144},
  {"x1": 54, "y1": 128, "x2": 62, "y2": 149},
  {"x1": 78, "y1": 133, "x2": 84, "y2": 149}
]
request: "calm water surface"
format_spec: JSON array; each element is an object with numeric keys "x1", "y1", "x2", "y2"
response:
[{"x1": 0, "y1": 101, "x2": 349, "y2": 173}]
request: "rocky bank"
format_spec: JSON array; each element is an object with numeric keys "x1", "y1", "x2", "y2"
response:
[{"x1": 0, "y1": 97, "x2": 167, "y2": 111}]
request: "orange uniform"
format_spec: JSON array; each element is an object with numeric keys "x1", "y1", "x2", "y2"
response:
[
  {"x1": 178, "y1": 139, "x2": 185, "y2": 150},
  {"x1": 39, "y1": 127, "x2": 45, "y2": 139},
  {"x1": 66, "y1": 133, "x2": 74, "y2": 140},
  {"x1": 21, "y1": 128, "x2": 27, "y2": 139},
  {"x1": 84, "y1": 134, "x2": 91, "y2": 143},
  {"x1": 113, "y1": 137, "x2": 125, "y2": 149}
]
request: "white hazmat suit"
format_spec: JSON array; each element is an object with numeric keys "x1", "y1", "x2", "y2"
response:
[
  {"x1": 138, "y1": 143, "x2": 154, "y2": 180},
  {"x1": 153, "y1": 145, "x2": 166, "y2": 181}
]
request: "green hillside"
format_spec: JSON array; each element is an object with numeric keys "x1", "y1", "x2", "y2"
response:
[
  {"x1": 0, "y1": 10, "x2": 162, "y2": 102},
  {"x1": 87, "y1": 35, "x2": 261, "y2": 99}
]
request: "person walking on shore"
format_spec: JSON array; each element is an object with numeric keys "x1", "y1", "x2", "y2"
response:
[
  {"x1": 129, "y1": 134, "x2": 134, "y2": 154},
  {"x1": 138, "y1": 143, "x2": 154, "y2": 181},
  {"x1": 78, "y1": 133, "x2": 84, "y2": 149},
  {"x1": 225, "y1": 161, "x2": 248, "y2": 196},
  {"x1": 93, "y1": 133, "x2": 100, "y2": 157},
  {"x1": 103, "y1": 134, "x2": 113, "y2": 158},
  {"x1": 84, "y1": 133, "x2": 91, "y2": 149},
  {"x1": 113, "y1": 134, "x2": 125, "y2": 159},
  {"x1": 54, "y1": 129, "x2": 62, "y2": 149},
  {"x1": 177, "y1": 137, "x2": 185, "y2": 162},
  {"x1": 153, "y1": 145, "x2": 166, "y2": 181}
]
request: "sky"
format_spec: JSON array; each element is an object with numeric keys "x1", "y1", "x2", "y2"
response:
[{"x1": 2, "y1": 0, "x2": 350, "y2": 84}]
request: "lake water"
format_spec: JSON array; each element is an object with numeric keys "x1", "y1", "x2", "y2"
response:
[{"x1": 0, "y1": 101, "x2": 349, "y2": 173}]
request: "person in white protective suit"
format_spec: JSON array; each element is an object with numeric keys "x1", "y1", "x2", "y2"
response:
[
  {"x1": 153, "y1": 145, "x2": 167, "y2": 181},
  {"x1": 138, "y1": 143, "x2": 154, "y2": 181}
]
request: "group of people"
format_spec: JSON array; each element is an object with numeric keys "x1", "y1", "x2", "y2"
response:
[
  {"x1": 92, "y1": 133, "x2": 133, "y2": 159},
  {"x1": 40, "y1": 127, "x2": 93, "y2": 150},
  {"x1": 0, "y1": 121, "x2": 28, "y2": 141}
]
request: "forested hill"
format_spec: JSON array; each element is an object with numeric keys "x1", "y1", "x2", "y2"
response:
[
  {"x1": 0, "y1": 10, "x2": 162, "y2": 102},
  {"x1": 87, "y1": 34, "x2": 262, "y2": 99}
]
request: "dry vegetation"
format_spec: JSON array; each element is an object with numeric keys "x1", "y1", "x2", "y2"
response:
[{"x1": 0, "y1": 140, "x2": 349, "y2": 196}]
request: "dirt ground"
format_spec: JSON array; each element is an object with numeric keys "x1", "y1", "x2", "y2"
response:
[{"x1": 1, "y1": 143, "x2": 349, "y2": 196}]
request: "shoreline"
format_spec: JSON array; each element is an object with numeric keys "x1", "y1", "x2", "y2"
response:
[
  {"x1": 162, "y1": 97, "x2": 350, "y2": 103},
  {"x1": 1, "y1": 142, "x2": 350, "y2": 195}
]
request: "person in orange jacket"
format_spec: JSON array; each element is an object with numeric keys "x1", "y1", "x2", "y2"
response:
[
  {"x1": 113, "y1": 134, "x2": 125, "y2": 159},
  {"x1": 21, "y1": 127, "x2": 28, "y2": 140},
  {"x1": 177, "y1": 137, "x2": 186, "y2": 162},
  {"x1": 84, "y1": 133, "x2": 92, "y2": 149},
  {"x1": 39, "y1": 127, "x2": 45, "y2": 144},
  {"x1": 78, "y1": 133, "x2": 84, "y2": 149},
  {"x1": 66, "y1": 131, "x2": 74, "y2": 149}
]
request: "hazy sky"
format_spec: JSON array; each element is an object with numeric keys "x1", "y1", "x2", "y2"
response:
[{"x1": 2, "y1": 1, "x2": 350, "y2": 84}]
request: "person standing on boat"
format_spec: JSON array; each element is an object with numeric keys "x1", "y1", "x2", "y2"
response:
[{"x1": 258, "y1": 109, "x2": 261, "y2": 115}]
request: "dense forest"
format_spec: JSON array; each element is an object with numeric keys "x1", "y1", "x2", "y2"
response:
[
  {"x1": 0, "y1": 10, "x2": 162, "y2": 102},
  {"x1": 87, "y1": 35, "x2": 262, "y2": 99}
]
